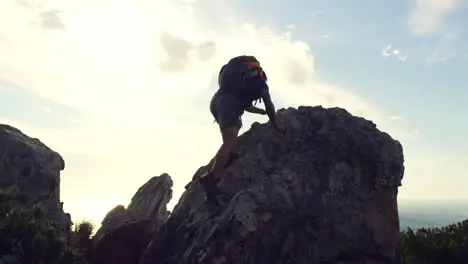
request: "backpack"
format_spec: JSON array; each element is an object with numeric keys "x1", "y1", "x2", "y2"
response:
[{"x1": 218, "y1": 55, "x2": 267, "y2": 105}]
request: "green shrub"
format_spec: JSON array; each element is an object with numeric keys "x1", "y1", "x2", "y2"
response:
[
  {"x1": 399, "y1": 220, "x2": 468, "y2": 264},
  {"x1": 0, "y1": 187, "x2": 94, "y2": 264},
  {"x1": 70, "y1": 220, "x2": 95, "y2": 262}
]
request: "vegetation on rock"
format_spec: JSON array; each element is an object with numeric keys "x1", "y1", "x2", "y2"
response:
[
  {"x1": 398, "y1": 220, "x2": 468, "y2": 264},
  {"x1": 3, "y1": 181, "x2": 466, "y2": 264},
  {"x1": 0, "y1": 187, "x2": 94, "y2": 264},
  {"x1": 0, "y1": 115, "x2": 464, "y2": 264}
]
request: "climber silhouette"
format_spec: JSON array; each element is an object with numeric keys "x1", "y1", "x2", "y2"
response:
[{"x1": 200, "y1": 55, "x2": 283, "y2": 204}]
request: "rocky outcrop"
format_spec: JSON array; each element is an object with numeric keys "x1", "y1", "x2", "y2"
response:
[
  {"x1": 0, "y1": 124, "x2": 71, "y2": 233},
  {"x1": 92, "y1": 174, "x2": 173, "y2": 264},
  {"x1": 96, "y1": 173, "x2": 172, "y2": 231},
  {"x1": 139, "y1": 106, "x2": 405, "y2": 264}
]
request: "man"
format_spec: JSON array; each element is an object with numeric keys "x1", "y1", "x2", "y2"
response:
[{"x1": 200, "y1": 55, "x2": 283, "y2": 203}]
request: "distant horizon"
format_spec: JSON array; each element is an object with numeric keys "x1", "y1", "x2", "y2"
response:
[
  {"x1": 398, "y1": 197, "x2": 468, "y2": 202},
  {"x1": 66, "y1": 194, "x2": 468, "y2": 230}
]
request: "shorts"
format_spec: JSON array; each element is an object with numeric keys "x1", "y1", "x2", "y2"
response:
[{"x1": 210, "y1": 91, "x2": 246, "y2": 130}]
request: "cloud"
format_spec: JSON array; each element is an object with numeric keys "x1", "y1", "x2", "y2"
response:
[
  {"x1": 407, "y1": 0, "x2": 461, "y2": 35},
  {"x1": 157, "y1": 32, "x2": 216, "y2": 71},
  {"x1": 388, "y1": 115, "x2": 403, "y2": 120},
  {"x1": 0, "y1": 0, "x2": 420, "y2": 224},
  {"x1": 41, "y1": 106, "x2": 52, "y2": 113},
  {"x1": 381, "y1": 43, "x2": 408, "y2": 62},
  {"x1": 0, "y1": 79, "x2": 87, "y2": 130},
  {"x1": 158, "y1": 32, "x2": 194, "y2": 72},
  {"x1": 39, "y1": 9, "x2": 66, "y2": 29},
  {"x1": 310, "y1": 10, "x2": 324, "y2": 18},
  {"x1": 9, "y1": 0, "x2": 67, "y2": 30},
  {"x1": 425, "y1": 52, "x2": 460, "y2": 64}
]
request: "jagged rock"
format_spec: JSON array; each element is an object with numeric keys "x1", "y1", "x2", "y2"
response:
[
  {"x1": 100, "y1": 204, "x2": 126, "y2": 228},
  {"x1": 92, "y1": 174, "x2": 173, "y2": 264},
  {"x1": 125, "y1": 173, "x2": 173, "y2": 221},
  {"x1": 0, "y1": 124, "x2": 71, "y2": 234},
  {"x1": 139, "y1": 106, "x2": 405, "y2": 264},
  {"x1": 95, "y1": 173, "x2": 173, "y2": 231}
]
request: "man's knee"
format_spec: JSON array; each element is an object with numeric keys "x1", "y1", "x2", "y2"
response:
[
  {"x1": 218, "y1": 116, "x2": 241, "y2": 132},
  {"x1": 221, "y1": 125, "x2": 239, "y2": 141},
  {"x1": 216, "y1": 126, "x2": 238, "y2": 155},
  {"x1": 219, "y1": 141, "x2": 235, "y2": 156}
]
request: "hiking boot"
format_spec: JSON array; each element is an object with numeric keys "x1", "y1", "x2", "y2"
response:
[{"x1": 199, "y1": 172, "x2": 220, "y2": 204}]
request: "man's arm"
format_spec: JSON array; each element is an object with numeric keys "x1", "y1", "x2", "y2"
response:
[
  {"x1": 260, "y1": 84, "x2": 278, "y2": 127},
  {"x1": 245, "y1": 105, "x2": 266, "y2": 115}
]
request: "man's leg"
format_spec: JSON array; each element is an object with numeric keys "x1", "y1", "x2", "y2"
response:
[
  {"x1": 201, "y1": 94, "x2": 242, "y2": 201},
  {"x1": 211, "y1": 124, "x2": 240, "y2": 179},
  {"x1": 200, "y1": 124, "x2": 239, "y2": 203}
]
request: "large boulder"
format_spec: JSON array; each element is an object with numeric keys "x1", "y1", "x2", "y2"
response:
[
  {"x1": 92, "y1": 174, "x2": 173, "y2": 264},
  {"x1": 0, "y1": 124, "x2": 71, "y2": 233},
  {"x1": 140, "y1": 106, "x2": 405, "y2": 264}
]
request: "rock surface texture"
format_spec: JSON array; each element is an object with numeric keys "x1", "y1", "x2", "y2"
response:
[
  {"x1": 92, "y1": 174, "x2": 173, "y2": 264},
  {"x1": 139, "y1": 106, "x2": 405, "y2": 264},
  {"x1": 0, "y1": 124, "x2": 71, "y2": 233}
]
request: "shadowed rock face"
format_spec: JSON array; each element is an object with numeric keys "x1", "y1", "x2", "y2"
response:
[
  {"x1": 92, "y1": 174, "x2": 173, "y2": 264},
  {"x1": 93, "y1": 218, "x2": 163, "y2": 264},
  {"x1": 0, "y1": 124, "x2": 71, "y2": 233},
  {"x1": 139, "y1": 106, "x2": 405, "y2": 264}
]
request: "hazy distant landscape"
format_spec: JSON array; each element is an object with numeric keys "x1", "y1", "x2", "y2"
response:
[{"x1": 398, "y1": 198, "x2": 468, "y2": 230}]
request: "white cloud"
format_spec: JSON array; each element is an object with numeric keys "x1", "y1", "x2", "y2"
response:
[
  {"x1": 310, "y1": 10, "x2": 324, "y2": 18},
  {"x1": 407, "y1": 0, "x2": 461, "y2": 35},
  {"x1": 388, "y1": 115, "x2": 403, "y2": 120},
  {"x1": 0, "y1": 0, "x2": 420, "y2": 225},
  {"x1": 41, "y1": 106, "x2": 52, "y2": 113},
  {"x1": 425, "y1": 52, "x2": 459, "y2": 63},
  {"x1": 409, "y1": 129, "x2": 420, "y2": 137},
  {"x1": 381, "y1": 43, "x2": 408, "y2": 62}
]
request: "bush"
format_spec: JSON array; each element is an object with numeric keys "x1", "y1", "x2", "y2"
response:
[
  {"x1": 399, "y1": 220, "x2": 468, "y2": 264},
  {"x1": 0, "y1": 187, "x2": 94, "y2": 264}
]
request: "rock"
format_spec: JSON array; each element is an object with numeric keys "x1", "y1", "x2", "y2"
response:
[
  {"x1": 139, "y1": 106, "x2": 405, "y2": 264},
  {"x1": 100, "y1": 204, "x2": 126, "y2": 228},
  {"x1": 92, "y1": 174, "x2": 173, "y2": 264},
  {"x1": 0, "y1": 124, "x2": 71, "y2": 234},
  {"x1": 126, "y1": 173, "x2": 173, "y2": 221},
  {"x1": 95, "y1": 173, "x2": 173, "y2": 231},
  {"x1": 92, "y1": 218, "x2": 163, "y2": 264}
]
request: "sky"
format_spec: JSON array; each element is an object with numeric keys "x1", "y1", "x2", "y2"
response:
[{"x1": 0, "y1": 0, "x2": 467, "y2": 226}]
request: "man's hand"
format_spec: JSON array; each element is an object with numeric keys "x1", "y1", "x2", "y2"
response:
[
  {"x1": 270, "y1": 120, "x2": 286, "y2": 135},
  {"x1": 267, "y1": 112, "x2": 286, "y2": 135},
  {"x1": 259, "y1": 85, "x2": 284, "y2": 134}
]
